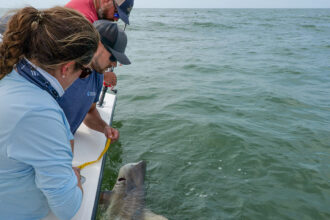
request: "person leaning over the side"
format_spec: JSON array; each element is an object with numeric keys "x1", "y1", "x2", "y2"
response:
[
  {"x1": 58, "y1": 21, "x2": 130, "y2": 143},
  {"x1": 66, "y1": 0, "x2": 134, "y2": 24},
  {"x1": 0, "y1": 6, "x2": 99, "y2": 220}
]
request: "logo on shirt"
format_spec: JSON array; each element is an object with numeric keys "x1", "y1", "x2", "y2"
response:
[
  {"x1": 87, "y1": 91, "x2": 96, "y2": 97},
  {"x1": 31, "y1": 69, "x2": 39, "y2": 76}
]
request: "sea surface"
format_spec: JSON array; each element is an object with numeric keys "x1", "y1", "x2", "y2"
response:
[{"x1": 2, "y1": 8, "x2": 330, "y2": 220}]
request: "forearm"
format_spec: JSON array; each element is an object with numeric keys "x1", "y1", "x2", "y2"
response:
[
  {"x1": 44, "y1": 177, "x2": 82, "y2": 220},
  {"x1": 83, "y1": 106, "x2": 108, "y2": 133},
  {"x1": 83, "y1": 103, "x2": 119, "y2": 141}
]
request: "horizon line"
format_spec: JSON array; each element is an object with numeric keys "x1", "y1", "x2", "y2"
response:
[
  {"x1": 135, "y1": 7, "x2": 329, "y2": 9},
  {"x1": 1, "y1": 7, "x2": 330, "y2": 9}
]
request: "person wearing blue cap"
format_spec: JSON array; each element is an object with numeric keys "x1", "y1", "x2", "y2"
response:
[{"x1": 66, "y1": 0, "x2": 134, "y2": 24}]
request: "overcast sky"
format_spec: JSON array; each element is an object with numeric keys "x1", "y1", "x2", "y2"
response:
[{"x1": 0, "y1": 0, "x2": 329, "y2": 8}]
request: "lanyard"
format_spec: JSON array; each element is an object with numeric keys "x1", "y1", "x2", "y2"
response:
[{"x1": 16, "y1": 59, "x2": 60, "y2": 101}]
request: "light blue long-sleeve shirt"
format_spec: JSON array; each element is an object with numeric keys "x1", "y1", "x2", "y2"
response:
[{"x1": 0, "y1": 70, "x2": 82, "y2": 220}]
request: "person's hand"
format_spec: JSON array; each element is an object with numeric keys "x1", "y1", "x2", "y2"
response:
[
  {"x1": 104, "y1": 125, "x2": 119, "y2": 141},
  {"x1": 104, "y1": 71, "x2": 117, "y2": 87},
  {"x1": 73, "y1": 167, "x2": 83, "y2": 193}
]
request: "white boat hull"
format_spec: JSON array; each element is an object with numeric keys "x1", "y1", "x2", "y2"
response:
[{"x1": 43, "y1": 93, "x2": 116, "y2": 220}]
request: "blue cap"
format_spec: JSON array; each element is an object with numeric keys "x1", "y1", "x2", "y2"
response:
[{"x1": 115, "y1": 0, "x2": 134, "y2": 25}]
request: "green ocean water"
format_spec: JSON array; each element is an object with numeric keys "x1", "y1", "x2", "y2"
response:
[
  {"x1": 1, "y1": 7, "x2": 330, "y2": 220},
  {"x1": 101, "y1": 9, "x2": 330, "y2": 220}
]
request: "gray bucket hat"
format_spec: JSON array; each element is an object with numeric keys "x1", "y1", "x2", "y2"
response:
[{"x1": 93, "y1": 20, "x2": 131, "y2": 65}]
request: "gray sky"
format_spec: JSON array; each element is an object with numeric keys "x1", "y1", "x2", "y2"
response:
[{"x1": 0, "y1": 0, "x2": 329, "y2": 8}]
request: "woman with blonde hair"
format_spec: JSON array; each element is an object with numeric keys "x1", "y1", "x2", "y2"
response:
[{"x1": 0, "y1": 6, "x2": 99, "y2": 220}]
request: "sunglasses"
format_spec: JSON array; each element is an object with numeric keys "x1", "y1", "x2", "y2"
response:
[
  {"x1": 109, "y1": 52, "x2": 117, "y2": 62},
  {"x1": 113, "y1": 0, "x2": 120, "y2": 19},
  {"x1": 112, "y1": 0, "x2": 127, "y2": 31},
  {"x1": 78, "y1": 63, "x2": 93, "y2": 78}
]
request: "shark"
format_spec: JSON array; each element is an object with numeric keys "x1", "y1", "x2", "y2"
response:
[{"x1": 99, "y1": 161, "x2": 168, "y2": 220}]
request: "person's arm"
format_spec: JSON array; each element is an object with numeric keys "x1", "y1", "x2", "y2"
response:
[
  {"x1": 8, "y1": 109, "x2": 82, "y2": 220},
  {"x1": 83, "y1": 103, "x2": 119, "y2": 141}
]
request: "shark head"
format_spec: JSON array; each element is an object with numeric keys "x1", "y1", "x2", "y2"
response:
[
  {"x1": 101, "y1": 161, "x2": 168, "y2": 220},
  {"x1": 113, "y1": 160, "x2": 146, "y2": 194},
  {"x1": 102, "y1": 161, "x2": 147, "y2": 220}
]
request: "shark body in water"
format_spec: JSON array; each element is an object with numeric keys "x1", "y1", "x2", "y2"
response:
[{"x1": 100, "y1": 161, "x2": 168, "y2": 220}]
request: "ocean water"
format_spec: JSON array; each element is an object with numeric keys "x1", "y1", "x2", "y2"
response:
[
  {"x1": 103, "y1": 9, "x2": 330, "y2": 220},
  {"x1": 1, "y1": 8, "x2": 330, "y2": 220}
]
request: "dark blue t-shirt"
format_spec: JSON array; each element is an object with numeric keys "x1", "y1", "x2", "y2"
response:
[{"x1": 58, "y1": 70, "x2": 103, "y2": 134}]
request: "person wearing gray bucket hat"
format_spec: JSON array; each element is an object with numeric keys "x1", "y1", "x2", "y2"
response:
[
  {"x1": 57, "y1": 21, "x2": 131, "y2": 145},
  {"x1": 94, "y1": 20, "x2": 131, "y2": 65}
]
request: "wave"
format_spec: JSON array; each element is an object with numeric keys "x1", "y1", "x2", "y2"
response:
[
  {"x1": 299, "y1": 24, "x2": 317, "y2": 29},
  {"x1": 265, "y1": 96, "x2": 309, "y2": 108},
  {"x1": 192, "y1": 22, "x2": 235, "y2": 29},
  {"x1": 182, "y1": 64, "x2": 223, "y2": 73},
  {"x1": 258, "y1": 23, "x2": 275, "y2": 28},
  {"x1": 272, "y1": 67, "x2": 303, "y2": 75},
  {"x1": 163, "y1": 97, "x2": 226, "y2": 116},
  {"x1": 149, "y1": 21, "x2": 167, "y2": 27}
]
